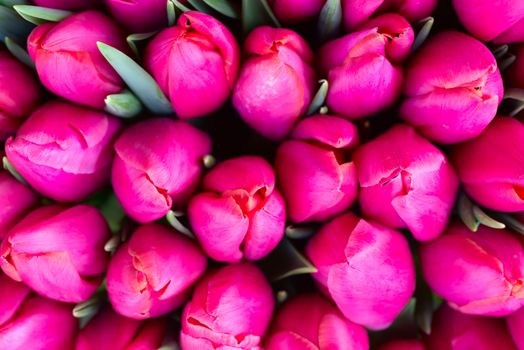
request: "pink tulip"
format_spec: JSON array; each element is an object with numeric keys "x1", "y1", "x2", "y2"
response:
[
  {"x1": 0, "y1": 273, "x2": 77, "y2": 350},
  {"x1": 378, "y1": 339, "x2": 426, "y2": 350},
  {"x1": 107, "y1": 223, "x2": 207, "y2": 319},
  {"x1": 420, "y1": 222, "x2": 524, "y2": 316},
  {"x1": 306, "y1": 212, "x2": 416, "y2": 330},
  {"x1": 353, "y1": 124, "x2": 458, "y2": 241},
  {"x1": 425, "y1": 304, "x2": 517, "y2": 350},
  {"x1": 32, "y1": 0, "x2": 98, "y2": 10},
  {"x1": 180, "y1": 262, "x2": 274, "y2": 350},
  {"x1": 507, "y1": 307, "x2": 524, "y2": 350},
  {"x1": 265, "y1": 293, "x2": 369, "y2": 350},
  {"x1": 104, "y1": 0, "x2": 167, "y2": 33},
  {"x1": 112, "y1": 118, "x2": 211, "y2": 223},
  {"x1": 0, "y1": 51, "x2": 41, "y2": 141},
  {"x1": 0, "y1": 172, "x2": 39, "y2": 240},
  {"x1": 452, "y1": 0, "x2": 524, "y2": 43},
  {"x1": 5, "y1": 100, "x2": 122, "y2": 202},
  {"x1": 188, "y1": 156, "x2": 285, "y2": 263},
  {"x1": 144, "y1": 11, "x2": 240, "y2": 119},
  {"x1": 232, "y1": 26, "x2": 316, "y2": 140},
  {"x1": 76, "y1": 307, "x2": 167, "y2": 350},
  {"x1": 275, "y1": 115, "x2": 359, "y2": 223},
  {"x1": 28, "y1": 11, "x2": 127, "y2": 108},
  {"x1": 270, "y1": 0, "x2": 326, "y2": 23},
  {"x1": 342, "y1": 0, "x2": 437, "y2": 31},
  {"x1": 400, "y1": 31, "x2": 503, "y2": 144},
  {"x1": 451, "y1": 117, "x2": 524, "y2": 212},
  {"x1": 319, "y1": 14, "x2": 413, "y2": 120},
  {"x1": 0, "y1": 205, "x2": 110, "y2": 303}
]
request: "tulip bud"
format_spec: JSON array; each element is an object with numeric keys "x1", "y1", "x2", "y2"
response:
[
  {"x1": 275, "y1": 115, "x2": 359, "y2": 223},
  {"x1": 32, "y1": 0, "x2": 98, "y2": 10},
  {"x1": 353, "y1": 124, "x2": 458, "y2": 241},
  {"x1": 451, "y1": 117, "x2": 524, "y2": 212},
  {"x1": 28, "y1": 11, "x2": 127, "y2": 108},
  {"x1": 378, "y1": 339, "x2": 426, "y2": 350},
  {"x1": 420, "y1": 222, "x2": 524, "y2": 316},
  {"x1": 452, "y1": 0, "x2": 524, "y2": 43},
  {"x1": 265, "y1": 293, "x2": 369, "y2": 350},
  {"x1": 0, "y1": 172, "x2": 39, "y2": 240},
  {"x1": 112, "y1": 118, "x2": 211, "y2": 223},
  {"x1": 232, "y1": 26, "x2": 316, "y2": 140},
  {"x1": 270, "y1": 0, "x2": 325, "y2": 23},
  {"x1": 104, "y1": 0, "x2": 167, "y2": 33},
  {"x1": 76, "y1": 307, "x2": 168, "y2": 350},
  {"x1": 144, "y1": 11, "x2": 240, "y2": 119},
  {"x1": 507, "y1": 307, "x2": 524, "y2": 350},
  {"x1": 400, "y1": 31, "x2": 503, "y2": 144},
  {"x1": 0, "y1": 204, "x2": 110, "y2": 303},
  {"x1": 425, "y1": 304, "x2": 518, "y2": 350},
  {"x1": 343, "y1": 0, "x2": 437, "y2": 31},
  {"x1": 0, "y1": 273, "x2": 77, "y2": 350},
  {"x1": 5, "y1": 100, "x2": 122, "y2": 202},
  {"x1": 319, "y1": 14, "x2": 413, "y2": 120},
  {"x1": 0, "y1": 52, "x2": 41, "y2": 141},
  {"x1": 180, "y1": 262, "x2": 274, "y2": 349},
  {"x1": 107, "y1": 223, "x2": 207, "y2": 319},
  {"x1": 306, "y1": 212, "x2": 416, "y2": 330},
  {"x1": 188, "y1": 156, "x2": 285, "y2": 263}
]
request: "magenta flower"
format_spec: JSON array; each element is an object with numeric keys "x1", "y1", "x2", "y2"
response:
[
  {"x1": 420, "y1": 222, "x2": 524, "y2": 316},
  {"x1": 507, "y1": 307, "x2": 524, "y2": 350},
  {"x1": 275, "y1": 115, "x2": 359, "y2": 223},
  {"x1": 400, "y1": 31, "x2": 503, "y2": 144},
  {"x1": 144, "y1": 11, "x2": 240, "y2": 119},
  {"x1": 0, "y1": 51, "x2": 41, "y2": 141},
  {"x1": 0, "y1": 205, "x2": 110, "y2": 303},
  {"x1": 378, "y1": 339, "x2": 426, "y2": 350},
  {"x1": 265, "y1": 293, "x2": 369, "y2": 350},
  {"x1": 112, "y1": 118, "x2": 211, "y2": 223},
  {"x1": 0, "y1": 273, "x2": 77, "y2": 350},
  {"x1": 5, "y1": 100, "x2": 122, "y2": 202},
  {"x1": 107, "y1": 223, "x2": 207, "y2": 319},
  {"x1": 353, "y1": 124, "x2": 458, "y2": 241},
  {"x1": 270, "y1": 0, "x2": 326, "y2": 23},
  {"x1": 32, "y1": 0, "x2": 98, "y2": 10},
  {"x1": 104, "y1": 0, "x2": 167, "y2": 33},
  {"x1": 232, "y1": 26, "x2": 316, "y2": 140},
  {"x1": 319, "y1": 14, "x2": 413, "y2": 120},
  {"x1": 0, "y1": 172, "x2": 39, "y2": 240},
  {"x1": 76, "y1": 307, "x2": 168, "y2": 350},
  {"x1": 188, "y1": 156, "x2": 285, "y2": 263},
  {"x1": 180, "y1": 263, "x2": 274, "y2": 350},
  {"x1": 306, "y1": 212, "x2": 416, "y2": 330},
  {"x1": 28, "y1": 11, "x2": 127, "y2": 108},
  {"x1": 452, "y1": 0, "x2": 524, "y2": 43}
]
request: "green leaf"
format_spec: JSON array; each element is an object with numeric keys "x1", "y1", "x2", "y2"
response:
[
  {"x1": 285, "y1": 224, "x2": 318, "y2": 240},
  {"x1": 241, "y1": 0, "x2": 280, "y2": 35},
  {"x1": 2, "y1": 156, "x2": 27, "y2": 185},
  {"x1": 458, "y1": 192, "x2": 479, "y2": 232},
  {"x1": 187, "y1": 0, "x2": 215, "y2": 14},
  {"x1": 171, "y1": 0, "x2": 190, "y2": 13},
  {"x1": 202, "y1": 0, "x2": 239, "y2": 18},
  {"x1": 5, "y1": 36, "x2": 34, "y2": 69},
  {"x1": 13, "y1": 5, "x2": 72, "y2": 25},
  {"x1": 166, "y1": 210, "x2": 195, "y2": 239},
  {"x1": 97, "y1": 42, "x2": 173, "y2": 114},
  {"x1": 412, "y1": 16, "x2": 434, "y2": 52},
  {"x1": 317, "y1": 0, "x2": 342, "y2": 42},
  {"x1": 98, "y1": 193, "x2": 126, "y2": 234},
  {"x1": 127, "y1": 32, "x2": 157, "y2": 58},
  {"x1": 0, "y1": 0, "x2": 28, "y2": 6},
  {"x1": 307, "y1": 79, "x2": 329, "y2": 115},
  {"x1": 167, "y1": 0, "x2": 176, "y2": 26},
  {"x1": 472, "y1": 205, "x2": 506, "y2": 230},
  {"x1": 104, "y1": 90, "x2": 143, "y2": 118},
  {"x1": 491, "y1": 212, "x2": 524, "y2": 235},
  {"x1": 0, "y1": 5, "x2": 34, "y2": 45},
  {"x1": 491, "y1": 44, "x2": 509, "y2": 60}
]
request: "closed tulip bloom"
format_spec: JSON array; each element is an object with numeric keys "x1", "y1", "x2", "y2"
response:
[
  {"x1": 107, "y1": 223, "x2": 207, "y2": 319},
  {"x1": 112, "y1": 118, "x2": 211, "y2": 223},
  {"x1": 188, "y1": 156, "x2": 285, "y2": 263},
  {"x1": 144, "y1": 11, "x2": 239, "y2": 119},
  {"x1": 270, "y1": 0, "x2": 326, "y2": 23},
  {"x1": 0, "y1": 205, "x2": 110, "y2": 303},
  {"x1": 451, "y1": 117, "x2": 524, "y2": 212},
  {"x1": 306, "y1": 213, "x2": 416, "y2": 330},
  {"x1": 265, "y1": 293, "x2": 369, "y2": 350},
  {"x1": 275, "y1": 115, "x2": 359, "y2": 223},
  {"x1": 452, "y1": 0, "x2": 524, "y2": 43},
  {"x1": 76, "y1": 307, "x2": 168, "y2": 350},
  {"x1": 0, "y1": 172, "x2": 39, "y2": 240},
  {"x1": 233, "y1": 26, "x2": 316, "y2": 140},
  {"x1": 378, "y1": 339, "x2": 426, "y2": 350},
  {"x1": 104, "y1": 0, "x2": 167, "y2": 33},
  {"x1": 0, "y1": 273, "x2": 77, "y2": 350},
  {"x1": 180, "y1": 263, "x2": 274, "y2": 350},
  {"x1": 5, "y1": 100, "x2": 122, "y2": 202},
  {"x1": 400, "y1": 31, "x2": 503, "y2": 144},
  {"x1": 0, "y1": 52, "x2": 41, "y2": 141},
  {"x1": 319, "y1": 14, "x2": 413, "y2": 120},
  {"x1": 353, "y1": 124, "x2": 458, "y2": 241},
  {"x1": 507, "y1": 307, "x2": 524, "y2": 350},
  {"x1": 28, "y1": 11, "x2": 127, "y2": 108},
  {"x1": 420, "y1": 222, "x2": 524, "y2": 316},
  {"x1": 342, "y1": 0, "x2": 437, "y2": 31},
  {"x1": 425, "y1": 305, "x2": 517, "y2": 350},
  {"x1": 33, "y1": 0, "x2": 98, "y2": 10}
]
